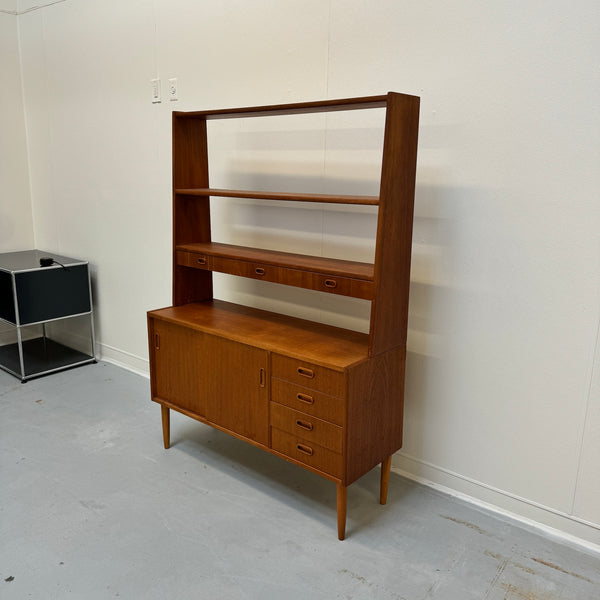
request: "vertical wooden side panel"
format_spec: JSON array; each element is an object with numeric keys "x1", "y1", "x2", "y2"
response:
[
  {"x1": 172, "y1": 114, "x2": 213, "y2": 305},
  {"x1": 369, "y1": 93, "x2": 420, "y2": 356},
  {"x1": 147, "y1": 314, "x2": 158, "y2": 398},
  {"x1": 344, "y1": 346, "x2": 405, "y2": 485}
]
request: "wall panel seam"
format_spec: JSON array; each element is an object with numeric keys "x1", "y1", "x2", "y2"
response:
[{"x1": 570, "y1": 299, "x2": 600, "y2": 514}]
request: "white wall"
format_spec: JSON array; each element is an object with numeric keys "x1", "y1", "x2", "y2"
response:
[
  {"x1": 14, "y1": 0, "x2": 600, "y2": 547},
  {"x1": 0, "y1": 0, "x2": 16, "y2": 12},
  {"x1": 0, "y1": 2, "x2": 33, "y2": 251}
]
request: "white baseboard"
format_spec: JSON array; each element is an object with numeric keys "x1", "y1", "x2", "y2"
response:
[
  {"x1": 392, "y1": 452, "x2": 600, "y2": 555},
  {"x1": 97, "y1": 342, "x2": 149, "y2": 379}
]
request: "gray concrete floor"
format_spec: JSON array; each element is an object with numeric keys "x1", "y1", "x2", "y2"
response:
[{"x1": 1, "y1": 362, "x2": 598, "y2": 599}]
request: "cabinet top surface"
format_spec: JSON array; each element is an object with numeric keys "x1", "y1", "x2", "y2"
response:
[
  {"x1": 0, "y1": 250, "x2": 87, "y2": 273},
  {"x1": 149, "y1": 300, "x2": 370, "y2": 370}
]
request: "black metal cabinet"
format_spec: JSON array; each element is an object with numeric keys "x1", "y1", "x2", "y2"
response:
[{"x1": 0, "y1": 250, "x2": 96, "y2": 382}]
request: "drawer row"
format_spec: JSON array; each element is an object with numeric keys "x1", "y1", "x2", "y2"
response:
[
  {"x1": 269, "y1": 354, "x2": 346, "y2": 479},
  {"x1": 177, "y1": 249, "x2": 374, "y2": 300}
]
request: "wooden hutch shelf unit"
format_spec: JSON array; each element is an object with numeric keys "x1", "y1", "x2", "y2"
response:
[{"x1": 147, "y1": 92, "x2": 420, "y2": 540}]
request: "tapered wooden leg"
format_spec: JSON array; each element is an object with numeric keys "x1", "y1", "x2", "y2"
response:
[
  {"x1": 161, "y1": 405, "x2": 170, "y2": 449},
  {"x1": 337, "y1": 482, "x2": 347, "y2": 541},
  {"x1": 380, "y1": 455, "x2": 392, "y2": 505}
]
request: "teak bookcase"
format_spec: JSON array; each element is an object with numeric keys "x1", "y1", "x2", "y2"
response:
[{"x1": 147, "y1": 92, "x2": 420, "y2": 540}]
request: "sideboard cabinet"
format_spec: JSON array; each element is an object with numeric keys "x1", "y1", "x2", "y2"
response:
[{"x1": 148, "y1": 92, "x2": 420, "y2": 539}]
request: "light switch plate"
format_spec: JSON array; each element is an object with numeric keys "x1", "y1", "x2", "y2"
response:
[
  {"x1": 151, "y1": 78, "x2": 161, "y2": 103},
  {"x1": 168, "y1": 78, "x2": 178, "y2": 101}
]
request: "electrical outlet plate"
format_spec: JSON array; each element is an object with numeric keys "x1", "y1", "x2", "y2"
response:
[
  {"x1": 168, "y1": 78, "x2": 178, "y2": 101},
  {"x1": 151, "y1": 78, "x2": 161, "y2": 103}
]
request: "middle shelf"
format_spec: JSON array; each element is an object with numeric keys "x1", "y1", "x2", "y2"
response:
[
  {"x1": 175, "y1": 187, "x2": 380, "y2": 206},
  {"x1": 176, "y1": 242, "x2": 375, "y2": 300}
]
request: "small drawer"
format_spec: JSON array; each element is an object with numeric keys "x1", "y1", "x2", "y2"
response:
[
  {"x1": 271, "y1": 354, "x2": 345, "y2": 397},
  {"x1": 271, "y1": 428, "x2": 343, "y2": 478},
  {"x1": 176, "y1": 250, "x2": 210, "y2": 270},
  {"x1": 318, "y1": 275, "x2": 352, "y2": 296},
  {"x1": 271, "y1": 378, "x2": 344, "y2": 426},
  {"x1": 211, "y1": 258, "x2": 284, "y2": 284},
  {"x1": 248, "y1": 263, "x2": 290, "y2": 286},
  {"x1": 316, "y1": 275, "x2": 374, "y2": 300},
  {"x1": 211, "y1": 256, "x2": 248, "y2": 277},
  {"x1": 270, "y1": 402, "x2": 343, "y2": 453},
  {"x1": 249, "y1": 263, "x2": 272, "y2": 279}
]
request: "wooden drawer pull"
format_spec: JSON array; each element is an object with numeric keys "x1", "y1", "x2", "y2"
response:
[
  {"x1": 297, "y1": 367, "x2": 314, "y2": 379},
  {"x1": 324, "y1": 279, "x2": 337, "y2": 288},
  {"x1": 297, "y1": 443, "x2": 313, "y2": 456},
  {"x1": 197, "y1": 257, "x2": 207, "y2": 265},
  {"x1": 255, "y1": 267, "x2": 266, "y2": 276},
  {"x1": 296, "y1": 419, "x2": 313, "y2": 431},
  {"x1": 297, "y1": 392, "x2": 314, "y2": 405}
]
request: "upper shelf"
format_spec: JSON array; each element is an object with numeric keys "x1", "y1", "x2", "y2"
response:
[
  {"x1": 175, "y1": 188, "x2": 379, "y2": 206},
  {"x1": 173, "y1": 94, "x2": 393, "y2": 120}
]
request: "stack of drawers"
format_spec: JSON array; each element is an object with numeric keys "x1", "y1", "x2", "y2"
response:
[{"x1": 269, "y1": 354, "x2": 345, "y2": 479}]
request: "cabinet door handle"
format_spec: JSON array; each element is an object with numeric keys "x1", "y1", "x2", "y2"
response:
[
  {"x1": 259, "y1": 368, "x2": 266, "y2": 388},
  {"x1": 297, "y1": 367, "x2": 314, "y2": 378},
  {"x1": 296, "y1": 419, "x2": 313, "y2": 431},
  {"x1": 324, "y1": 279, "x2": 337, "y2": 288},
  {"x1": 255, "y1": 267, "x2": 266, "y2": 276},
  {"x1": 155, "y1": 333, "x2": 160, "y2": 350},
  {"x1": 197, "y1": 257, "x2": 207, "y2": 265},
  {"x1": 297, "y1": 393, "x2": 314, "y2": 405},
  {"x1": 297, "y1": 443, "x2": 313, "y2": 456}
]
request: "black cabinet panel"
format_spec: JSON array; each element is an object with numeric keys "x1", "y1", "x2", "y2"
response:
[
  {"x1": 14, "y1": 265, "x2": 91, "y2": 325},
  {"x1": 0, "y1": 271, "x2": 16, "y2": 323}
]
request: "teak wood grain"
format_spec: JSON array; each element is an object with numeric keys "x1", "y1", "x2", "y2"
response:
[
  {"x1": 175, "y1": 187, "x2": 379, "y2": 206},
  {"x1": 177, "y1": 245, "x2": 374, "y2": 299},
  {"x1": 149, "y1": 92, "x2": 419, "y2": 540},
  {"x1": 172, "y1": 115, "x2": 212, "y2": 306},
  {"x1": 149, "y1": 300, "x2": 369, "y2": 371},
  {"x1": 149, "y1": 318, "x2": 209, "y2": 418},
  {"x1": 345, "y1": 346, "x2": 406, "y2": 485},
  {"x1": 271, "y1": 353, "x2": 346, "y2": 397},
  {"x1": 270, "y1": 378, "x2": 344, "y2": 426},
  {"x1": 269, "y1": 402, "x2": 343, "y2": 453},
  {"x1": 270, "y1": 429, "x2": 343, "y2": 479},
  {"x1": 369, "y1": 93, "x2": 420, "y2": 355},
  {"x1": 150, "y1": 316, "x2": 269, "y2": 446},
  {"x1": 177, "y1": 242, "x2": 374, "y2": 280},
  {"x1": 175, "y1": 94, "x2": 389, "y2": 120}
]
